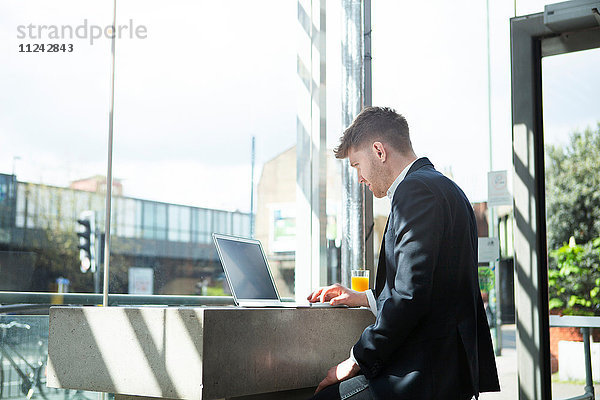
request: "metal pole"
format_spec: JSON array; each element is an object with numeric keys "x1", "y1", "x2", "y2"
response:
[
  {"x1": 486, "y1": 0, "x2": 502, "y2": 356},
  {"x1": 362, "y1": 0, "x2": 374, "y2": 285},
  {"x1": 582, "y1": 327, "x2": 595, "y2": 398},
  {"x1": 363, "y1": 0, "x2": 371, "y2": 108},
  {"x1": 103, "y1": 0, "x2": 118, "y2": 309},
  {"x1": 99, "y1": 2, "x2": 117, "y2": 395},
  {"x1": 250, "y1": 136, "x2": 255, "y2": 237},
  {"x1": 341, "y1": 0, "x2": 365, "y2": 287},
  {"x1": 93, "y1": 230, "x2": 100, "y2": 294},
  {"x1": 11, "y1": 156, "x2": 21, "y2": 176}
]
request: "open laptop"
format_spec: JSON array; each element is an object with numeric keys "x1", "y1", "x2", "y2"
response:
[{"x1": 212, "y1": 233, "x2": 340, "y2": 308}]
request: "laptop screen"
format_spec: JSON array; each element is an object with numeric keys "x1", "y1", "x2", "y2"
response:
[{"x1": 214, "y1": 235, "x2": 279, "y2": 301}]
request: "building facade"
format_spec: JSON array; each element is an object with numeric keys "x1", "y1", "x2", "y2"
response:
[{"x1": 0, "y1": 173, "x2": 250, "y2": 295}]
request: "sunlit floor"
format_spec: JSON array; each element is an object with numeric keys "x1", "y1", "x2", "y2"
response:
[{"x1": 480, "y1": 324, "x2": 599, "y2": 400}]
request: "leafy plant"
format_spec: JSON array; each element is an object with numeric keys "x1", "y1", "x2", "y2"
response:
[
  {"x1": 548, "y1": 237, "x2": 600, "y2": 316},
  {"x1": 545, "y1": 124, "x2": 600, "y2": 250},
  {"x1": 478, "y1": 266, "x2": 495, "y2": 293}
]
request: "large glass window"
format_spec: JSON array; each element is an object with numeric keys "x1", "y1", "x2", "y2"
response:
[
  {"x1": 542, "y1": 48, "x2": 600, "y2": 393},
  {"x1": 104, "y1": 0, "x2": 303, "y2": 297},
  {"x1": 0, "y1": 0, "x2": 339, "y2": 301},
  {"x1": 1, "y1": 2, "x2": 111, "y2": 294},
  {"x1": 1, "y1": 4, "x2": 114, "y2": 397}
]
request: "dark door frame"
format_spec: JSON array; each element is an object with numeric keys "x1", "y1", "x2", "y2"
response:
[{"x1": 510, "y1": 7, "x2": 600, "y2": 400}]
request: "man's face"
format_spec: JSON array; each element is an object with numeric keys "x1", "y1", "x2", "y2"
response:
[{"x1": 348, "y1": 146, "x2": 388, "y2": 198}]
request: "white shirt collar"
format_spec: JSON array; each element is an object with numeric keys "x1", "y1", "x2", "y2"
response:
[{"x1": 386, "y1": 158, "x2": 418, "y2": 202}]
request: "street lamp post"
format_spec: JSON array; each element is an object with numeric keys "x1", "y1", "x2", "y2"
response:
[{"x1": 11, "y1": 156, "x2": 21, "y2": 176}]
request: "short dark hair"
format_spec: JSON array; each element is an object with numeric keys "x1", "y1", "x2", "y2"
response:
[{"x1": 334, "y1": 106, "x2": 412, "y2": 159}]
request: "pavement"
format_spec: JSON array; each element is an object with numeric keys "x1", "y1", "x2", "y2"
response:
[{"x1": 480, "y1": 324, "x2": 599, "y2": 400}]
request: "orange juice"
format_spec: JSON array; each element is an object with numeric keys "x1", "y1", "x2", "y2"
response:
[{"x1": 351, "y1": 276, "x2": 369, "y2": 292}]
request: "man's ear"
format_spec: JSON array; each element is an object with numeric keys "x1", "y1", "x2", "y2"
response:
[{"x1": 372, "y1": 142, "x2": 386, "y2": 162}]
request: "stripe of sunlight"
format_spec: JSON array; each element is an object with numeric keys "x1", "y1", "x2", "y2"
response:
[{"x1": 85, "y1": 307, "x2": 165, "y2": 396}]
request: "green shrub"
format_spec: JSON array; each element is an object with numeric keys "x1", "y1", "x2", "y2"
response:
[
  {"x1": 478, "y1": 267, "x2": 495, "y2": 293},
  {"x1": 548, "y1": 237, "x2": 600, "y2": 316}
]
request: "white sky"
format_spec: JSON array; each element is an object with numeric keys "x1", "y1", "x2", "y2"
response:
[{"x1": 1, "y1": 0, "x2": 598, "y2": 213}]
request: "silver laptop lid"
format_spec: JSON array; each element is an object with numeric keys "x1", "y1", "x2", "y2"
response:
[{"x1": 212, "y1": 233, "x2": 281, "y2": 306}]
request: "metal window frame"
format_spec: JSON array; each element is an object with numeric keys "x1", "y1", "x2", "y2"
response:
[
  {"x1": 510, "y1": 8, "x2": 600, "y2": 400},
  {"x1": 295, "y1": 0, "x2": 328, "y2": 298}
]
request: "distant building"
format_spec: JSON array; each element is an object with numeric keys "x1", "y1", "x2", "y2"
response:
[
  {"x1": 0, "y1": 173, "x2": 250, "y2": 294},
  {"x1": 70, "y1": 175, "x2": 124, "y2": 196},
  {"x1": 255, "y1": 146, "x2": 343, "y2": 297}
]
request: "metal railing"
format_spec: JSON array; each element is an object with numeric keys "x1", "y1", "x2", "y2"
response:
[
  {"x1": 0, "y1": 292, "x2": 299, "y2": 314},
  {"x1": 0, "y1": 292, "x2": 235, "y2": 313},
  {"x1": 550, "y1": 315, "x2": 600, "y2": 400}
]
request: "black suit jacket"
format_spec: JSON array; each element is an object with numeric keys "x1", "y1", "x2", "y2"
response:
[{"x1": 353, "y1": 158, "x2": 500, "y2": 400}]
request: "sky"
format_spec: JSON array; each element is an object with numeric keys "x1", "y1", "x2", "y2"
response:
[{"x1": 1, "y1": 0, "x2": 599, "y2": 214}]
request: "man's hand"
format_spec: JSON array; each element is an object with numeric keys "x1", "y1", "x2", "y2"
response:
[
  {"x1": 315, "y1": 358, "x2": 361, "y2": 394},
  {"x1": 307, "y1": 283, "x2": 368, "y2": 307}
]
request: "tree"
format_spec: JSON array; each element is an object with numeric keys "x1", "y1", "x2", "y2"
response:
[
  {"x1": 546, "y1": 123, "x2": 600, "y2": 315},
  {"x1": 545, "y1": 123, "x2": 600, "y2": 250}
]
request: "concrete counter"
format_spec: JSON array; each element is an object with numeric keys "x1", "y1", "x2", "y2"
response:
[{"x1": 47, "y1": 306, "x2": 375, "y2": 399}]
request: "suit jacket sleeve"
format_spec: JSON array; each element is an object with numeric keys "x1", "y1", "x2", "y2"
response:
[{"x1": 353, "y1": 178, "x2": 444, "y2": 379}]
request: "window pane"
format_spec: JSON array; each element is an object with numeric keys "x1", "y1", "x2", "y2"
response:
[
  {"x1": 142, "y1": 202, "x2": 155, "y2": 240},
  {"x1": 542, "y1": 48, "x2": 600, "y2": 392},
  {"x1": 108, "y1": 0, "x2": 298, "y2": 296},
  {"x1": 1, "y1": 0, "x2": 111, "y2": 293},
  {"x1": 155, "y1": 203, "x2": 167, "y2": 241},
  {"x1": 180, "y1": 206, "x2": 191, "y2": 243}
]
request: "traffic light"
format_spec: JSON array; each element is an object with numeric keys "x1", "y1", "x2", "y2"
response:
[{"x1": 77, "y1": 211, "x2": 96, "y2": 273}]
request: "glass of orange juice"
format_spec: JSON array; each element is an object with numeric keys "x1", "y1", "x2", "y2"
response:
[{"x1": 351, "y1": 269, "x2": 370, "y2": 292}]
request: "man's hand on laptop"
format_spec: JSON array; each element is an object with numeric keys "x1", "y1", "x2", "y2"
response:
[{"x1": 307, "y1": 283, "x2": 368, "y2": 307}]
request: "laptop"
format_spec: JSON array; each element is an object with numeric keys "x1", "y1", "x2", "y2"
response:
[{"x1": 212, "y1": 233, "x2": 340, "y2": 308}]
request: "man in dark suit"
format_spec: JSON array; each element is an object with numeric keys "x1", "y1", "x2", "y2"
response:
[{"x1": 308, "y1": 107, "x2": 500, "y2": 399}]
